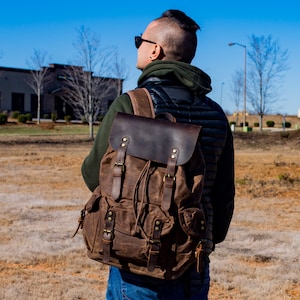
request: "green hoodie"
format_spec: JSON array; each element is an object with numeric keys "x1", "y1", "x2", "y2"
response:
[
  {"x1": 81, "y1": 61, "x2": 212, "y2": 191},
  {"x1": 139, "y1": 60, "x2": 212, "y2": 94}
]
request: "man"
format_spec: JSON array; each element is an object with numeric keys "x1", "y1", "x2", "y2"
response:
[{"x1": 81, "y1": 9, "x2": 234, "y2": 299}]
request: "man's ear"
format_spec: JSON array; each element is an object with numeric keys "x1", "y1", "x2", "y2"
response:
[{"x1": 151, "y1": 44, "x2": 165, "y2": 60}]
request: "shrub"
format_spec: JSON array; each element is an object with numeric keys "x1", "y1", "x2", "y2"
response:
[
  {"x1": 25, "y1": 113, "x2": 32, "y2": 122},
  {"x1": 282, "y1": 121, "x2": 291, "y2": 128},
  {"x1": 43, "y1": 114, "x2": 50, "y2": 119},
  {"x1": 11, "y1": 111, "x2": 20, "y2": 119},
  {"x1": 18, "y1": 114, "x2": 27, "y2": 123},
  {"x1": 254, "y1": 122, "x2": 259, "y2": 127},
  {"x1": 51, "y1": 112, "x2": 58, "y2": 122},
  {"x1": 266, "y1": 120, "x2": 275, "y2": 127},
  {"x1": 64, "y1": 115, "x2": 72, "y2": 123},
  {"x1": 0, "y1": 113, "x2": 8, "y2": 125}
]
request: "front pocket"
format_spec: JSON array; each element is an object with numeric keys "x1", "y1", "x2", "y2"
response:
[
  {"x1": 178, "y1": 207, "x2": 206, "y2": 238},
  {"x1": 82, "y1": 203, "x2": 103, "y2": 252},
  {"x1": 82, "y1": 192, "x2": 108, "y2": 253}
]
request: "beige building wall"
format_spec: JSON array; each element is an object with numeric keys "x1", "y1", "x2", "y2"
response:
[{"x1": 0, "y1": 67, "x2": 34, "y2": 112}]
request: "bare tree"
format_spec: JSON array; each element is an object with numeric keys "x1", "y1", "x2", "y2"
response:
[
  {"x1": 111, "y1": 50, "x2": 129, "y2": 96},
  {"x1": 231, "y1": 69, "x2": 243, "y2": 124},
  {"x1": 61, "y1": 65, "x2": 118, "y2": 136},
  {"x1": 61, "y1": 26, "x2": 120, "y2": 140},
  {"x1": 247, "y1": 35, "x2": 289, "y2": 130},
  {"x1": 26, "y1": 49, "x2": 51, "y2": 124}
]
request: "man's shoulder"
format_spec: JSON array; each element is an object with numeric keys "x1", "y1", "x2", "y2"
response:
[{"x1": 108, "y1": 93, "x2": 133, "y2": 114}]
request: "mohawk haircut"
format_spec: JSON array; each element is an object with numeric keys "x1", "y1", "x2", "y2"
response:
[{"x1": 161, "y1": 10, "x2": 200, "y2": 32}]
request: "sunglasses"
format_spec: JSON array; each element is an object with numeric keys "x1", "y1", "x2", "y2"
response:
[{"x1": 135, "y1": 35, "x2": 157, "y2": 49}]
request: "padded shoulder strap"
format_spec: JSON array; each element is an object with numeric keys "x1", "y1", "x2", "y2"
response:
[{"x1": 126, "y1": 88, "x2": 155, "y2": 118}]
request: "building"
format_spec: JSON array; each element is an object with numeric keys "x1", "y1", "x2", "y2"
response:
[{"x1": 0, "y1": 64, "x2": 122, "y2": 119}]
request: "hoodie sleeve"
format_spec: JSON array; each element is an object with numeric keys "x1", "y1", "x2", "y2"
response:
[{"x1": 81, "y1": 94, "x2": 133, "y2": 191}]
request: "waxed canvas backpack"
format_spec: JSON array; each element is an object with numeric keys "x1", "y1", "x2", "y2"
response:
[{"x1": 74, "y1": 88, "x2": 208, "y2": 280}]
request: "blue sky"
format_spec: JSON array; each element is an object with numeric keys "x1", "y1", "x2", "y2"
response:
[{"x1": 1, "y1": 0, "x2": 299, "y2": 115}]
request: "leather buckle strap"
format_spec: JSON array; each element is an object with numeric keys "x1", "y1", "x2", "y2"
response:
[
  {"x1": 195, "y1": 240, "x2": 212, "y2": 273},
  {"x1": 195, "y1": 241, "x2": 204, "y2": 273},
  {"x1": 127, "y1": 88, "x2": 155, "y2": 118},
  {"x1": 195, "y1": 239, "x2": 213, "y2": 273},
  {"x1": 72, "y1": 209, "x2": 85, "y2": 238},
  {"x1": 112, "y1": 137, "x2": 129, "y2": 201},
  {"x1": 147, "y1": 219, "x2": 163, "y2": 272},
  {"x1": 162, "y1": 148, "x2": 178, "y2": 211},
  {"x1": 102, "y1": 210, "x2": 115, "y2": 263}
]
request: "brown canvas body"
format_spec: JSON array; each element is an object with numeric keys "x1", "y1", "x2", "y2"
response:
[{"x1": 78, "y1": 88, "x2": 207, "y2": 280}]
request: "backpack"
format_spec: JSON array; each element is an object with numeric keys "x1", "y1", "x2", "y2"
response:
[{"x1": 74, "y1": 88, "x2": 209, "y2": 280}]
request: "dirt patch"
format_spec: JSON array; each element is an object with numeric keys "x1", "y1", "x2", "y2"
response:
[
  {"x1": 233, "y1": 129, "x2": 300, "y2": 150},
  {"x1": 0, "y1": 132, "x2": 299, "y2": 299}
]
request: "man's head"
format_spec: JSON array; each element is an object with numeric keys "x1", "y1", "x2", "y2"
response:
[{"x1": 136, "y1": 10, "x2": 200, "y2": 70}]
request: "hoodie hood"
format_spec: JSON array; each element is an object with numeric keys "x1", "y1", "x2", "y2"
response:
[{"x1": 138, "y1": 60, "x2": 212, "y2": 95}]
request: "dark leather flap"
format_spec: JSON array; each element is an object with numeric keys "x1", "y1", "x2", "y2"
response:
[{"x1": 109, "y1": 113, "x2": 201, "y2": 166}]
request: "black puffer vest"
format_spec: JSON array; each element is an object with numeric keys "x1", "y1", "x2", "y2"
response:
[{"x1": 139, "y1": 78, "x2": 234, "y2": 246}]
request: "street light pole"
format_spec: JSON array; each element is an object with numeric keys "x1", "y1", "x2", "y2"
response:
[
  {"x1": 220, "y1": 82, "x2": 224, "y2": 106},
  {"x1": 228, "y1": 42, "x2": 247, "y2": 128}
]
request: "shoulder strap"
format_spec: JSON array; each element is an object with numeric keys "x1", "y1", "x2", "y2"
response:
[{"x1": 126, "y1": 88, "x2": 155, "y2": 118}]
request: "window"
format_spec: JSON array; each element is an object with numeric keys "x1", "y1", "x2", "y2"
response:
[{"x1": 11, "y1": 93, "x2": 24, "y2": 112}]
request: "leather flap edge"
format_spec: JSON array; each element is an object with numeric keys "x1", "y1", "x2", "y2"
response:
[{"x1": 109, "y1": 113, "x2": 201, "y2": 165}]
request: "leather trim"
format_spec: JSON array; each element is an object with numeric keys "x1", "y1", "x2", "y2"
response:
[{"x1": 109, "y1": 112, "x2": 202, "y2": 166}]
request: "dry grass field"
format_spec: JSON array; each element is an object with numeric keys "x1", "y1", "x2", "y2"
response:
[{"x1": 0, "y1": 129, "x2": 299, "y2": 299}]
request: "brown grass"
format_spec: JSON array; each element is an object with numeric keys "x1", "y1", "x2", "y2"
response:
[{"x1": 0, "y1": 131, "x2": 299, "y2": 299}]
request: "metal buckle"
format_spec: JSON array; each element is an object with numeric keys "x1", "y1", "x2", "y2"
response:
[
  {"x1": 114, "y1": 162, "x2": 125, "y2": 172},
  {"x1": 163, "y1": 173, "x2": 176, "y2": 182}
]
